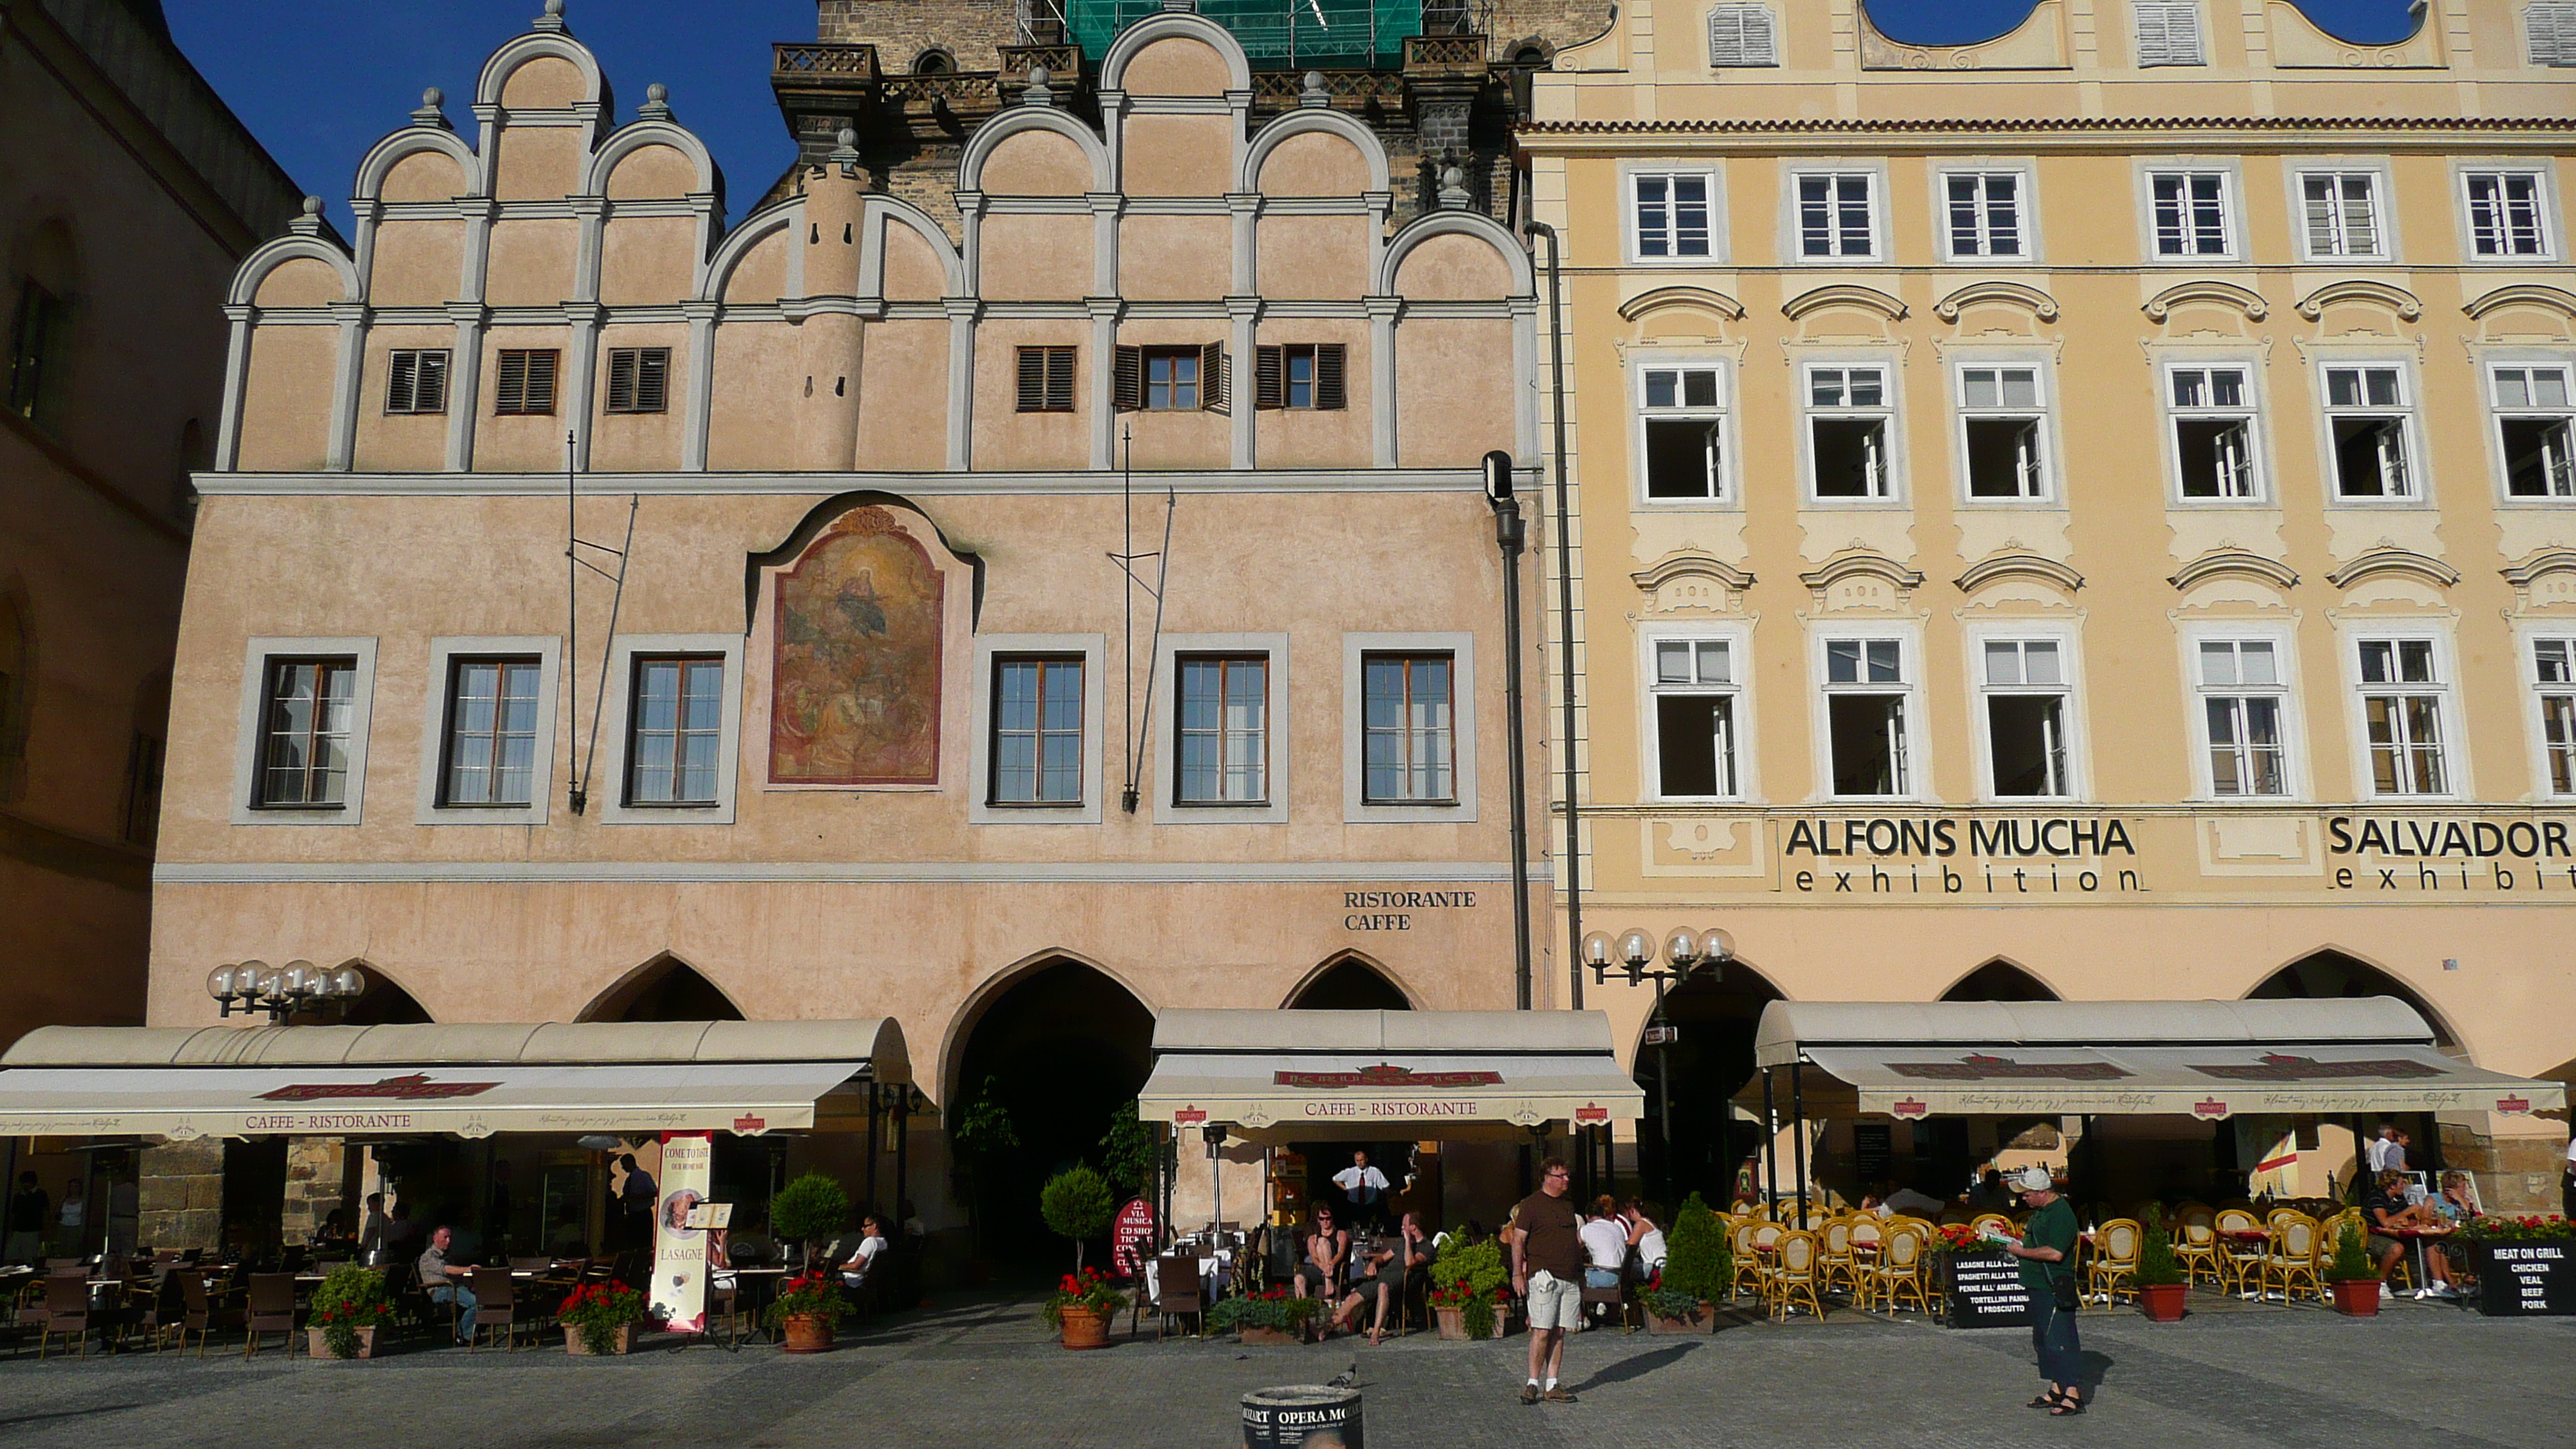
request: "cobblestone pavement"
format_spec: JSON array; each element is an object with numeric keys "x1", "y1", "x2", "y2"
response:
[{"x1": 2, "y1": 1291, "x2": 2569, "y2": 1448}]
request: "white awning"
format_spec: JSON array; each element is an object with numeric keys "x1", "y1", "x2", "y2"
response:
[
  {"x1": 1138, "y1": 1009, "x2": 1646, "y2": 1134},
  {"x1": 1750, "y1": 999, "x2": 2564, "y2": 1121},
  {"x1": 0, "y1": 1019, "x2": 908, "y2": 1139}
]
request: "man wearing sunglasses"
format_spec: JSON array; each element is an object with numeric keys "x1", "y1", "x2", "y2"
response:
[{"x1": 1509, "y1": 1158, "x2": 1582, "y2": 1404}]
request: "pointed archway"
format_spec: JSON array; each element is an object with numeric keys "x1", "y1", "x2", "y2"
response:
[
  {"x1": 1285, "y1": 954, "x2": 1413, "y2": 1011},
  {"x1": 1939, "y1": 959, "x2": 2062, "y2": 1002},
  {"x1": 1632, "y1": 960, "x2": 1786, "y2": 1209},
  {"x1": 336, "y1": 964, "x2": 433, "y2": 1026},
  {"x1": 2247, "y1": 950, "x2": 2457, "y2": 1050},
  {"x1": 577, "y1": 954, "x2": 745, "y2": 1023}
]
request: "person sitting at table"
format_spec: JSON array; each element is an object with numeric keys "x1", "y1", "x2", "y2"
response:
[
  {"x1": 1579, "y1": 1197, "x2": 1629, "y2": 1290},
  {"x1": 2362, "y1": 1170, "x2": 2456, "y2": 1302},
  {"x1": 1882, "y1": 1180, "x2": 1948, "y2": 1218},
  {"x1": 838, "y1": 1214, "x2": 889, "y2": 1292},
  {"x1": 416, "y1": 1225, "x2": 478, "y2": 1344},
  {"x1": 1293, "y1": 1203, "x2": 1348, "y2": 1302},
  {"x1": 1622, "y1": 1199, "x2": 1668, "y2": 1281}
]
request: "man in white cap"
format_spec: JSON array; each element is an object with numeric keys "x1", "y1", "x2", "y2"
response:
[{"x1": 2002, "y1": 1166, "x2": 2083, "y2": 1416}]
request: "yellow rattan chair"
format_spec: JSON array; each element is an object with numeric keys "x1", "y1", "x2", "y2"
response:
[
  {"x1": 1845, "y1": 1218, "x2": 1885, "y2": 1303},
  {"x1": 2171, "y1": 1204, "x2": 2220, "y2": 1286},
  {"x1": 2214, "y1": 1207, "x2": 2265, "y2": 1297},
  {"x1": 1728, "y1": 1218, "x2": 1765, "y2": 1300},
  {"x1": 1866, "y1": 1224, "x2": 1933, "y2": 1314},
  {"x1": 1968, "y1": 1213, "x2": 2014, "y2": 1241},
  {"x1": 2263, "y1": 1214, "x2": 2324, "y2": 1303},
  {"x1": 2086, "y1": 1219, "x2": 2143, "y2": 1307},
  {"x1": 1819, "y1": 1217, "x2": 1856, "y2": 1297},
  {"x1": 1766, "y1": 1230, "x2": 1828, "y2": 1321}
]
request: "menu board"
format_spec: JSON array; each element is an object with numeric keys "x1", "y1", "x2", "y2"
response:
[
  {"x1": 1943, "y1": 1247, "x2": 2032, "y2": 1327},
  {"x1": 2476, "y1": 1241, "x2": 2574, "y2": 1316}
]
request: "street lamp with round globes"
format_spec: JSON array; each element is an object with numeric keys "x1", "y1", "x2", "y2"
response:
[
  {"x1": 1581, "y1": 922, "x2": 1738, "y2": 1201},
  {"x1": 207, "y1": 956, "x2": 368, "y2": 1022}
]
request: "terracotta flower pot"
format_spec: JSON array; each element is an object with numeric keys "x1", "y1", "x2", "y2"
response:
[
  {"x1": 1646, "y1": 1305, "x2": 1715, "y2": 1334},
  {"x1": 564, "y1": 1324, "x2": 635, "y2": 1355},
  {"x1": 1433, "y1": 1304, "x2": 1506, "y2": 1340},
  {"x1": 1238, "y1": 1325, "x2": 1296, "y2": 1345},
  {"x1": 1057, "y1": 1304, "x2": 1112, "y2": 1350},
  {"x1": 2138, "y1": 1283, "x2": 2188, "y2": 1323},
  {"x1": 307, "y1": 1325, "x2": 376, "y2": 1359},
  {"x1": 2330, "y1": 1279, "x2": 2382, "y2": 1317},
  {"x1": 781, "y1": 1312, "x2": 838, "y2": 1353}
]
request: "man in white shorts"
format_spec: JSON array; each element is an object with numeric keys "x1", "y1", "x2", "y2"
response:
[{"x1": 1509, "y1": 1158, "x2": 1583, "y2": 1405}]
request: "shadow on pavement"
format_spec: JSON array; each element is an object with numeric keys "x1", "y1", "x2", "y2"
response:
[{"x1": 1567, "y1": 1341, "x2": 1698, "y2": 1394}]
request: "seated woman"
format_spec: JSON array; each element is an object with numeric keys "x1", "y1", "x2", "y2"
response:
[
  {"x1": 838, "y1": 1214, "x2": 889, "y2": 1292},
  {"x1": 1580, "y1": 1197, "x2": 1629, "y2": 1292},
  {"x1": 1293, "y1": 1203, "x2": 1348, "y2": 1303},
  {"x1": 1622, "y1": 1199, "x2": 1667, "y2": 1282}
]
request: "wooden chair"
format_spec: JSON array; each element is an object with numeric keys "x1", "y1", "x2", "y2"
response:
[
  {"x1": 471, "y1": 1267, "x2": 526, "y2": 1350},
  {"x1": 133, "y1": 1273, "x2": 188, "y2": 1352},
  {"x1": 178, "y1": 1270, "x2": 241, "y2": 1357},
  {"x1": 1578, "y1": 1276, "x2": 1631, "y2": 1332},
  {"x1": 1153, "y1": 1255, "x2": 1204, "y2": 1341},
  {"x1": 2086, "y1": 1219, "x2": 2143, "y2": 1307},
  {"x1": 1865, "y1": 1225, "x2": 1932, "y2": 1314},
  {"x1": 2171, "y1": 1204, "x2": 2221, "y2": 1286},
  {"x1": 1764, "y1": 1231, "x2": 1826, "y2": 1322},
  {"x1": 243, "y1": 1273, "x2": 298, "y2": 1358},
  {"x1": 36, "y1": 1274, "x2": 93, "y2": 1359}
]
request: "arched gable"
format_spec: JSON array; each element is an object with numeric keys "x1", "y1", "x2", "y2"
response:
[
  {"x1": 355, "y1": 127, "x2": 485, "y2": 204},
  {"x1": 1375, "y1": 210, "x2": 1533, "y2": 297},
  {"x1": 1242, "y1": 108, "x2": 1391, "y2": 195},
  {"x1": 475, "y1": 26, "x2": 607, "y2": 113},
  {"x1": 584, "y1": 119, "x2": 721, "y2": 200},
  {"x1": 868, "y1": 195, "x2": 965, "y2": 298},
  {"x1": 701, "y1": 201, "x2": 803, "y2": 303},
  {"x1": 228, "y1": 232, "x2": 361, "y2": 309},
  {"x1": 1099, "y1": 11, "x2": 1253, "y2": 93},
  {"x1": 958, "y1": 108, "x2": 1111, "y2": 197}
]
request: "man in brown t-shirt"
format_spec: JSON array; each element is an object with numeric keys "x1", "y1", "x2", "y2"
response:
[{"x1": 1508, "y1": 1157, "x2": 1582, "y2": 1404}]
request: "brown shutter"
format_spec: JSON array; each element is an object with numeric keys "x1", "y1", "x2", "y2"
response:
[
  {"x1": 494, "y1": 350, "x2": 528, "y2": 414},
  {"x1": 1315, "y1": 344, "x2": 1348, "y2": 411},
  {"x1": 526, "y1": 350, "x2": 559, "y2": 415},
  {"x1": 1016, "y1": 348, "x2": 1045, "y2": 412},
  {"x1": 416, "y1": 350, "x2": 448, "y2": 414},
  {"x1": 387, "y1": 351, "x2": 419, "y2": 413},
  {"x1": 606, "y1": 348, "x2": 638, "y2": 412},
  {"x1": 635, "y1": 348, "x2": 670, "y2": 413},
  {"x1": 1201, "y1": 341, "x2": 1227, "y2": 413},
  {"x1": 1046, "y1": 347, "x2": 1075, "y2": 410},
  {"x1": 1113, "y1": 344, "x2": 1142, "y2": 413},
  {"x1": 1255, "y1": 345, "x2": 1284, "y2": 409}
]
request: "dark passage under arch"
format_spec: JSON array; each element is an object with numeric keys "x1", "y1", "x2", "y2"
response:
[
  {"x1": 580, "y1": 956, "x2": 745, "y2": 1023},
  {"x1": 2248, "y1": 950, "x2": 2457, "y2": 1050},
  {"x1": 1287, "y1": 957, "x2": 1411, "y2": 1012},
  {"x1": 1940, "y1": 959, "x2": 2060, "y2": 1002}
]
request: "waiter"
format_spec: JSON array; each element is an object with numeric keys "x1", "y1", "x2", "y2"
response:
[{"x1": 1331, "y1": 1149, "x2": 1391, "y2": 1232}]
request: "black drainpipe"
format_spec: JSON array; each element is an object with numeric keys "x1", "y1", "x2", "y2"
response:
[
  {"x1": 1520, "y1": 220, "x2": 1582, "y2": 1011},
  {"x1": 1485, "y1": 450, "x2": 1532, "y2": 1009}
]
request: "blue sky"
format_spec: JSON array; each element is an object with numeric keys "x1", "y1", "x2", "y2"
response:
[{"x1": 166, "y1": 1, "x2": 2425, "y2": 235}]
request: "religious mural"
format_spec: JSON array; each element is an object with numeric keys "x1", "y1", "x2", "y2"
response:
[{"x1": 769, "y1": 506, "x2": 944, "y2": 785}]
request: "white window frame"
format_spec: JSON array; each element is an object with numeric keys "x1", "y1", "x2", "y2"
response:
[
  {"x1": 1784, "y1": 163, "x2": 1886, "y2": 265},
  {"x1": 2290, "y1": 163, "x2": 2393, "y2": 263},
  {"x1": 2180, "y1": 625, "x2": 2306, "y2": 802},
  {"x1": 415, "y1": 635, "x2": 560, "y2": 825},
  {"x1": 1151, "y1": 632, "x2": 1289, "y2": 824},
  {"x1": 2314, "y1": 357, "x2": 2426, "y2": 504},
  {"x1": 1642, "y1": 623, "x2": 1755, "y2": 803},
  {"x1": 595, "y1": 633, "x2": 745, "y2": 825},
  {"x1": 2340, "y1": 626, "x2": 2466, "y2": 802},
  {"x1": 2485, "y1": 353, "x2": 2576, "y2": 502},
  {"x1": 2455, "y1": 163, "x2": 2560, "y2": 263},
  {"x1": 1632, "y1": 354, "x2": 1735, "y2": 506},
  {"x1": 2160, "y1": 357, "x2": 2268, "y2": 504},
  {"x1": 229, "y1": 636, "x2": 379, "y2": 827},
  {"x1": 1798, "y1": 356, "x2": 1903, "y2": 505},
  {"x1": 1934, "y1": 163, "x2": 2040, "y2": 264},
  {"x1": 1705, "y1": 2, "x2": 1781, "y2": 67},
  {"x1": 2138, "y1": 161, "x2": 2242, "y2": 264},
  {"x1": 2519, "y1": 628, "x2": 2576, "y2": 799},
  {"x1": 2135, "y1": 0, "x2": 2208, "y2": 66},
  {"x1": 968, "y1": 633, "x2": 1107, "y2": 826},
  {"x1": 1810, "y1": 623, "x2": 1930, "y2": 803},
  {"x1": 1342, "y1": 632, "x2": 1478, "y2": 824},
  {"x1": 1966, "y1": 625, "x2": 2087, "y2": 803},
  {"x1": 1950, "y1": 354, "x2": 2057, "y2": 504},
  {"x1": 1624, "y1": 163, "x2": 1725, "y2": 266}
]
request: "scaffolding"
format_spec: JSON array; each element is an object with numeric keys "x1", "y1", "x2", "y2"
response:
[{"x1": 1065, "y1": 0, "x2": 1433, "y2": 70}]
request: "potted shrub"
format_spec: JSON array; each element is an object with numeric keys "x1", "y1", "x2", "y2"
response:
[
  {"x1": 1040, "y1": 1165, "x2": 1116, "y2": 1273},
  {"x1": 1207, "y1": 1286, "x2": 1321, "y2": 1345},
  {"x1": 1042, "y1": 1266, "x2": 1128, "y2": 1350},
  {"x1": 559, "y1": 1281, "x2": 648, "y2": 1355},
  {"x1": 307, "y1": 1264, "x2": 396, "y2": 1360},
  {"x1": 2324, "y1": 1220, "x2": 2381, "y2": 1317},
  {"x1": 2135, "y1": 1225, "x2": 2189, "y2": 1323},
  {"x1": 769, "y1": 1172, "x2": 852, "y2": 1271},
  {"x1": 1642, "y1": 1193, "x2": 1730, "y2": 1331},
  {"x1": 764, "y1": 1270, "x2": 851, "y2": 1352},
  {"x1": 1427, "y1": 1235, "x2": 1510, "y2": 1340},
  {"x1": 1639, "y1": 1272, "x2": 1713, "y2": 1334}
]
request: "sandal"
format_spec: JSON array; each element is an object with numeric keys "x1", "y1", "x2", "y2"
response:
[
  {"x1": 2050, "y1": 1397, "x2": 2085, "y2": 1417},
  {"x1": 2026, "y1": 1395, "x2": 2060, "y2": 1410}
]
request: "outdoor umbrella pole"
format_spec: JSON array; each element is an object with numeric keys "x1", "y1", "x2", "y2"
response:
[
  {"x1": 1790, "y1": 1060, "x2": 1807, "y2": 1223},
  {"x1": 1762, "y1": 1067, "x2": 1779, "y2": 1213}
]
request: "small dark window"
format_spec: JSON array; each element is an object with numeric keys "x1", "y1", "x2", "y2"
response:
[
  {"x1": 1828, "y1": 696, "x2": 1906, "y2": 796},
  {"x1": 385, "y1": 349, "x2": 450, "y2": 415},
  {"x1": 1254, "y1": 344, "x2": 1348, "y2": 410},
  {"x1": 7, "y1": 279, "x2": 68, "y2": 422},
  {"x1": 1115, "y1": 344, "x2": 1227, "y2": 413},
  {"x1": 605, "y1": 347, "x2": 670, "y2": 414},
  {"x1": 914, "y1": 49, "x2": 954, "y2": 74},
  {"x1": 255, "y1": 657, "x2": 359, "y2": 808},
  {"x1": 1016, "y1": 346, "x2": 1076, "y2": 413},
  {"x1": 493, "y1": 348, "x2": 560, "y2": 416}
]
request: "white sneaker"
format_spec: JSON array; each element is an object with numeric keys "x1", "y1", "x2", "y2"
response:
[
  {"x1": 2379, "y1": 1283, "x2": 2394, "y2": 1302},
  {"x1": 2430, "y1": 1283, "x2": 2458, "y2": 1299}
]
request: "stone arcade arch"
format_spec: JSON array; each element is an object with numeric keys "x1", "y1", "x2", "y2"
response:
[
  {"x1": 1632, "y1": 958, "x2": 1786, "y2": 1206},
  {"x1": 577, "y1": 954, "x2": 745, "y2": 1023},
  {"x1": 1939, "y1": 959, "x2": 2063, "y2": 1003},
  {"x1": 2248, "y1": 949, "x2": 2458, "y2": 1053},
  {"x1": 1284, "y1": 954, "x2": 1413, "y2": 1011}
]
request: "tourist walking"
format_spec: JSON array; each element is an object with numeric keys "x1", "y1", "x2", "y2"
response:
[
  {"x1": 1509, "y1": 1158, "x2": 1582, "y2": 1405},
  {"x1": 2002, "y1": 1166, "x2": 2083, "y2": 1416}
]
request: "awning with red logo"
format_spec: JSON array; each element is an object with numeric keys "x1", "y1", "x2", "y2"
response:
[
  {"x1": 0, "y1": 1019, "x2": 908, "y2": 1139},
  {"x1": 1746, "y1": 999, "x2": 2564, "y2": 1121},
  {"x1": 1137, "y1": 1009, "x2": 1646, "y2": 1136}
]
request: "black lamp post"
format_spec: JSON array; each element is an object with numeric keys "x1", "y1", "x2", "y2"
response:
[
  {"x1": 1584, "y1": 925, "x2": 1733, "y2": 1199},
  {"x1": 205, "y1": 959, "x2": 371, "y2": 1023}
]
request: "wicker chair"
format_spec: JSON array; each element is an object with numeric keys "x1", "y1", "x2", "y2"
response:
[
  {"x1": 1817, "y1": 1217, "x2": 1857, "y2": 1298},
  {"x1": 2263, "y1": 1215, "x2": 2324, "y2": 1304},
  {"x1": 2213, "y1": 1207, "x2": 2266, "y2": 1296},
  {"x1": 2171, "y1": 1204, "x2": 2221, "y2": 1286},
  {"x1": 1865, "y1": 1224, "x2": 1933, "y2": 1314},
  {"x1": 2086, "y1": 1219, "x2": 2143, "y2": 1306},
  {"x1": 1728, "y1": 1219, "x2": 1765, "y2": 1300},
  {"x1": 1764, "y1": 1231, "x2": 1827, "y2": 1322}
]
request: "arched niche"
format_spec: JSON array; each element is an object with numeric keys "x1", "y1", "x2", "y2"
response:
[
  {"x1": 1629, "y1": 956, "x2": 1786, "y2": 1205},
  {"x1": 324, "y1": 962, "x2": 434, "y2": 1027},
  {"x1": 578, "y1": 954, "x2": 745, "y2": 1023},
  {"x1": 1285, "y1": 954, "x2": 1413, "y2": 1011},
  {"x1": 2246, "y1": 949, "x2": 2458, "y2": 1053},
  {"x1": 1938, "y1": 958, "x2": 2061, "y2": 1002}
]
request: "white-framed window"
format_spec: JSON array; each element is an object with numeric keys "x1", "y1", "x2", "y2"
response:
[
  {"x1": 2491, "y1": 361, "x2": 2576, "y2": 498},
  {"x1": 2529, "y1": 635, "x2": 2576, "y2": 795},
  {"x1": 1637, "y1": 362, "x2": 1728, "y2": 502},
  {"x1": 1955, "y1": 361, "x2": 2051, "y2": 501},
  {"x1": 2461, "y1": 169, "x2": 2555, "y2": 259},
  {"x1": 2194, "y1": 636, "x2": 2293, "y2": 798},
  {"x1": 2531, "y1": 3, "x2": 2576, "y2": 66},
  {"x1": 1818, "y1": 633, "x2": 1918, "y2": 799},
  {"x1": 1647, "y1": 633, "x2": 1742, "y2": 799},
  {"x1": 1629, "y1": 169, "x2": 1718, "y2": 262},
  {"x1": 416, "y1": 635, "x2": 560, "y2": 825},
  {"x1": 1342, "y1": 632, "x2": 1478, "y2": 823},
  {"x1": 229, "y1": 637, "x2": 377, "y2": 827},
  {"x1": 2136, "y1": 0, "x2": 2207, "y2": 65},
  {"x1": 970, "y1": 633, "x2": 1106, "y2": 824},
  {"x1": 2320, "y1": 362, "x2": 2420, "y2": 500},
  {"x1": 597, "y1": 633, "x2": 744, "y2": 824},
  {"x1": 1804, "y1": 363, "x2": 1897, "y2": 501},
  {"x1": 1707, "y1": 2, "x2": 1780, "y2": 66},
  {"x1": 1977, "y1": 637, "x2": 2077, "y2": 799},
  {"x1": 2352, "y1": 635, "x2": 2455, "y2": 798},
  {"x1": 1153, "y1": 632, "x2": 1289, "y2": 823},
  {"x1": 2165, "y1": 363, "x2": 2262, "y2": 501},
  {"x1": 1793, "y1": 170, "x2": 1879, "y2": 261},
  {"x1": 1942, "y1": 170, "x2": 2029, "y2": 260},
  {"x1": 2146, "y1": 168, "x2": 2235, "y2": 260},
  {"x1": 2297, "y1": 170, "x2": 2387, "y2": 261}
]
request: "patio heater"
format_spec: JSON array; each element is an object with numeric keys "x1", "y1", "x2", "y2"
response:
[
  {"x1": 1581, "y1": 926, "x2": 1733, "y2": 1199},
  {"x1": 205, "y1": 960, "x2": 371, "y2": 1023}
]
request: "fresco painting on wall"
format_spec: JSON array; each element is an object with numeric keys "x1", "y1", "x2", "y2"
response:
[{"x1": 769, "y1": 507, "x2": 943, "y2": 785}]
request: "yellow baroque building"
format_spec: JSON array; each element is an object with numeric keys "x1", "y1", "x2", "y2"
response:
[{"x1": 1521, "y1": 0, "x2": 2576, "y2": 1208}]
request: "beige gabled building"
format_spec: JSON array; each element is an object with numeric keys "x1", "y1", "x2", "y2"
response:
[{"x1": 1520, "y1": 0, "x2": 2576, "y2": 1208}]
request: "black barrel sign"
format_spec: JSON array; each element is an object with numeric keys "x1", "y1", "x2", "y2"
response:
[
  {"x1": 2477, "y1": 1240, "x2": 2575, "y2": 1316},
  {"x1": 1242, "y1": 1386, "x2": 1364, "y2": 1449},
  {"x1": 1942, "y1": 1247, "x2": 2033, "y2": 1327}
]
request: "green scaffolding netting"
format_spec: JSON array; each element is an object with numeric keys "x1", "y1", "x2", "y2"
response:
[{"x1": 1067, "y1": 0, "x2": 1419, "y2": 70}]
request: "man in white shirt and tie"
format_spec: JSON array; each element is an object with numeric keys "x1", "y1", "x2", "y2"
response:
[{"x1": 1332, "y1": 1150, "x2": 1392, "y2": 1231}]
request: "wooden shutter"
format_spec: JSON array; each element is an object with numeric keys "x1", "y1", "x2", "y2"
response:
[
  {"x1": 1315, "y1": 344, "x2": 1348, "y2": 412},
  {"x1": 606, "y1": 349, "x2": 638, "y2": 412},
  {"x1": 1045, "y1": 348, "x2": 1074, "y2": 410},
  {"x1": 415, "y1": 350, "x2": 448, "y2": 414},
  {"x1": 526, "y1": 350, "x2": 558, "y2": 415},
  {"x1": 1255, "y1": 345, "x2": 1285, "y2": 409},
  {"x1": 635, "y1": 348, "x2": 670, "y2": 413},
  {"x1": 2136, "y1": 1, "x2": 2204, "y2": 66},
  {"x1": 1113, "y1": 344, "x2": 1143, "y2": 413},
  {"x1": 1708, "y1": 4, "x2": 1777, "y2": 67},
  {"x1": 495, "y1": 350, "x2": 527, "y2": 414},
  {"x1": 1018, "y1": 348, "x2": 1076, "y2": 411},
  {"x1": 1201, "y1": 341, "x2": 1227, "y2": 413},
  {"x1": 387, "y1": 351, "x2": 419, "y2": 414},
  {"x1": 1016, "y1": 348, "x2": 1046, "y2": 411},
  {"x1": 2531, "y1": 3, "x2": 2576, "y2": 65}
]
